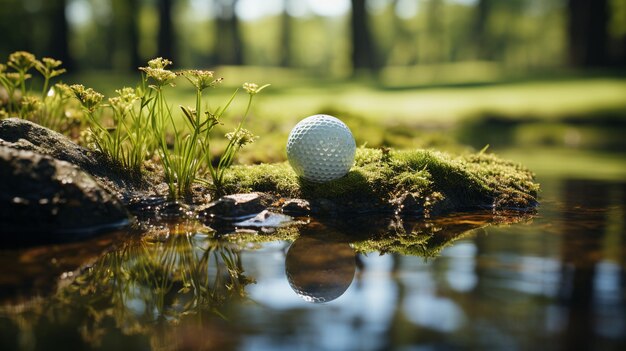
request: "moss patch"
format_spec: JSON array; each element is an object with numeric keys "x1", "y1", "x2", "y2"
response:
[{"x1": 221, "y1": 147, "x2": 539, "y2": 215}]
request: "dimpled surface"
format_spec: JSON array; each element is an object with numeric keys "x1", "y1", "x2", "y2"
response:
[{"x1": 286, "y1": 114, "x2": 356, "y2": 183}]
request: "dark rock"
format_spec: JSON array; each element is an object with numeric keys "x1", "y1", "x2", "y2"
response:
[
  {"x1": 0, "y1": 146, "x2": 130, "y2": 245},
  {"x1": 197, "y1": 192, "x2": 275, "y2": 220},
  {"x1": 0, "y1": 118, "x2": 150, "y2": 195},
  {"x1": 282, "y1": 198, "x2": 311, "y2": 216}
]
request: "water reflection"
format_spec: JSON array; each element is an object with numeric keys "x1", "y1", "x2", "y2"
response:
[
  {"x1": 285, "y1": 236, "x2": 356, "y2": 303},
  {"x1": 1, "y1": 177, "x2": 624, "y2": 350},
  {"x1": 558, "y1": 179, "x2": 626, "y2": 350},
  {"x1": 0, "y1": 224, "x2": 251, "y2": 350}
]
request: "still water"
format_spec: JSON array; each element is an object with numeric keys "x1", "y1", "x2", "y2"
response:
[{"x1": 0, "y1": 151, "x2": 625, "y2": 351}]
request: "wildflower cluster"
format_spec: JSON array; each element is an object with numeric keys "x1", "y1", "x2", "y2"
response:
[
  {"x1": 70, "y1": 84, "x2": 104, "y2": 112},
  {"x1": 180, "y1": 70, "x2": 222, "y2": 91},
  {"x1": 1, "y1": 51, "x2": 269, "y2": 199},
  {"x1": 0, "y1": 51, "x2": 72, "y2": 130},
  {"x1": 242, "y1": 82, "x2": 270, "y2": 95},
  {"x1": 139, "y1": 57, "x2": 176, "y2": 87},
  {"x1": 225, "y1": 128, "x2": 258, "y2": 147},
  {"x1": 108, "y1": 87, "x2": 139, "y2": 114},
  {"x1": 7, "y1": 51, "x2": 37, "y2": 73}
]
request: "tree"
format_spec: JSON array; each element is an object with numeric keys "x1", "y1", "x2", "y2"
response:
[
  {"x1": 280, "y1": 0, "x2": 292, "y2": 67},
  {"x1": 567, "y1": 0, "x2": 609, "y2": 67},
  {"x1": 473, "y1": 0, "x2": 493, "y2": 60},
  {"x1": 425, "y1": 0, "x2": 445, "y2": 63},
  {"x1": 214, "y1": 0, "x2": 243, "y2": 65},
  {"x1": 42, "y1": 0, "x2": 73, "y2": 70},
  {"x1": 112, "y1": 0, "x2": 141, "y2": 71},
  {"x1": 158, "y1": 0, "x2": 176, "y2": 63},
  {"x1": 350, "y1": 0, "x2": 377, "y2": 72}
]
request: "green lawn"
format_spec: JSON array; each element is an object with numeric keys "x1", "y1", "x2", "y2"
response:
[
  {"x1": 67, "y1": 68, "x2": 626, "y2": 164},
  {"x1": 70, "y1": 68, "x2": 626, "y2": 126}
]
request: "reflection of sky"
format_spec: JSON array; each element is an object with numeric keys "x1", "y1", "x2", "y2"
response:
[
  {"x1": 235, "y1": 205, "x2": 625, "y2": 350},
  {"x1": 244, "y1": 248, "x2": 397, "y2": 350}
]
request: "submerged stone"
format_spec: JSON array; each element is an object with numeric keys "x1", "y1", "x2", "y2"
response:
[{"x1": 0, "y1": 146, "x2": 129, "y2": 245}]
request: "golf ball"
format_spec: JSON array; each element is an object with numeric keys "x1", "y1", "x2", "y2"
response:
[{"x1": 286, "y1": 114, "x2": 356, "y2": 183}]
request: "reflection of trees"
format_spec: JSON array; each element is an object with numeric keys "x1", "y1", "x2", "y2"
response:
[
  {"x1": 558, "y1": 179, "x2": 613, "y2": 351},
  {"x1": 1, "y1": 226, "x2": 252, "y2": 350}
]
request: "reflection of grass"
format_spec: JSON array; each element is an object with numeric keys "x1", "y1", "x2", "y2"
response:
[{"x1": 2, "y1": 229, "x2": 252, "y2": 349}]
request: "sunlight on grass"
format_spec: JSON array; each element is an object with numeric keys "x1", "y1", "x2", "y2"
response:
[
  {"x1": 72, "y1": 69, "x2": 626, "y2": 129},
  {"x1": 499, "y1": 147, "x2": 626, "y2": 181}
]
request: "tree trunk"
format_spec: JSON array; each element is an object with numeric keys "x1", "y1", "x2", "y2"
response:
[
  {"x1": 215, "y1": 0, "x2": 243, "y2": 65},
  {"x1": 426, "y1": 0, "x2": 445, "y2": 63},
  {"x1": 157, "y1": 0, "x2": 175, "y2": 63},
  {"x1": 350, "y1": 0, "x2": 377, "y2": 72},
  {"x1": 280, "y1": 0, "x2": 292, "y2": 67},
  {"x1": 46, "y1": 0, "x2": 73, "y2": 70},
  {"x1": 473, "y1": 0, "x2": 492, "y2": 60},
  {"x1": 128, "y1": 0, "x2": 141, "y2": 70},
  {"x1": 567, "y1": 0, "x2": 608, "y2": 67}
]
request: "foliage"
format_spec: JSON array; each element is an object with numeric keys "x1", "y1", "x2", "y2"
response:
[
  {"x1": 138, "y1": 57, "x2": 269, "y2": 198},
  {"x1": 1, "y1": 51, "x2": 269, "y2": 199},
  {"x1": 0, "y1": 51, "x2": 82, "y2": 132},
  {"x1": 0, "y1": 230, "x2": 252, "y2": 350}
]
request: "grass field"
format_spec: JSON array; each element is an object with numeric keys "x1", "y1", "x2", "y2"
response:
[{"x1": 67, "y1": 67, "x2": 626, "y2": 164}]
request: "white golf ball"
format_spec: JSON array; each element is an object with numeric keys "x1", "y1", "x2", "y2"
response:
[{"x1": 286, "y1": 114, "x2": 356, "y2": 183}]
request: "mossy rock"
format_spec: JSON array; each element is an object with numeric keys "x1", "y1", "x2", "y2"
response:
[{"x1": 221, "y1": 147, "x2": 539, "y2": 216}]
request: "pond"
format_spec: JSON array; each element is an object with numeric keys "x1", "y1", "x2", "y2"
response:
[{"x1": 0, "y1": 147, "x2": 625, "y2": 351}]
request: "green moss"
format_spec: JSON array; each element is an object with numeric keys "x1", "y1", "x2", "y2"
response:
[{"x1": 222, "y1": 147, "x2": 538, "y2": 214}]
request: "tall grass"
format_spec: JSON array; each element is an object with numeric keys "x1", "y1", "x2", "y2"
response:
[
  {"x1": 139, "y1": 58, "x2": 267, "y2": 198},
  {"x1": 1, "y1": 51, "x2": 268, "y2": 199}
]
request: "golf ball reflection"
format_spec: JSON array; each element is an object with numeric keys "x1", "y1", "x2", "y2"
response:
[
  {"x1": 286, "y1": 114, "x2": 356, "y2": 183},
  {"x1": 285, "y1": 236, "x2": 356, "y2": 303}
]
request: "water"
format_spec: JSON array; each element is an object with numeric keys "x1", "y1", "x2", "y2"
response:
[{"x1": 0, "y1": 151, "x2": 625, "y2": 351}]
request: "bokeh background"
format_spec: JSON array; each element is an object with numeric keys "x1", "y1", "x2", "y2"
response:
[
  {"x1": 2, "y1": 0, "x2": 626, "y2": 73},
  {"x1": 1, "y1": 2, "x2": 626, "y2": 350},
  {"x1": 1, "y1": 0, "x2": 625, "y2": 168}
]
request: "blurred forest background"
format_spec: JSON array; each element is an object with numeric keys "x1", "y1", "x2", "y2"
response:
[
  {"x1": 1, "y1": 0, "x2": 625, "y2": 168},
  {"x1": 1, "y1": 0, "x2": 625, "y2": 74}
]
